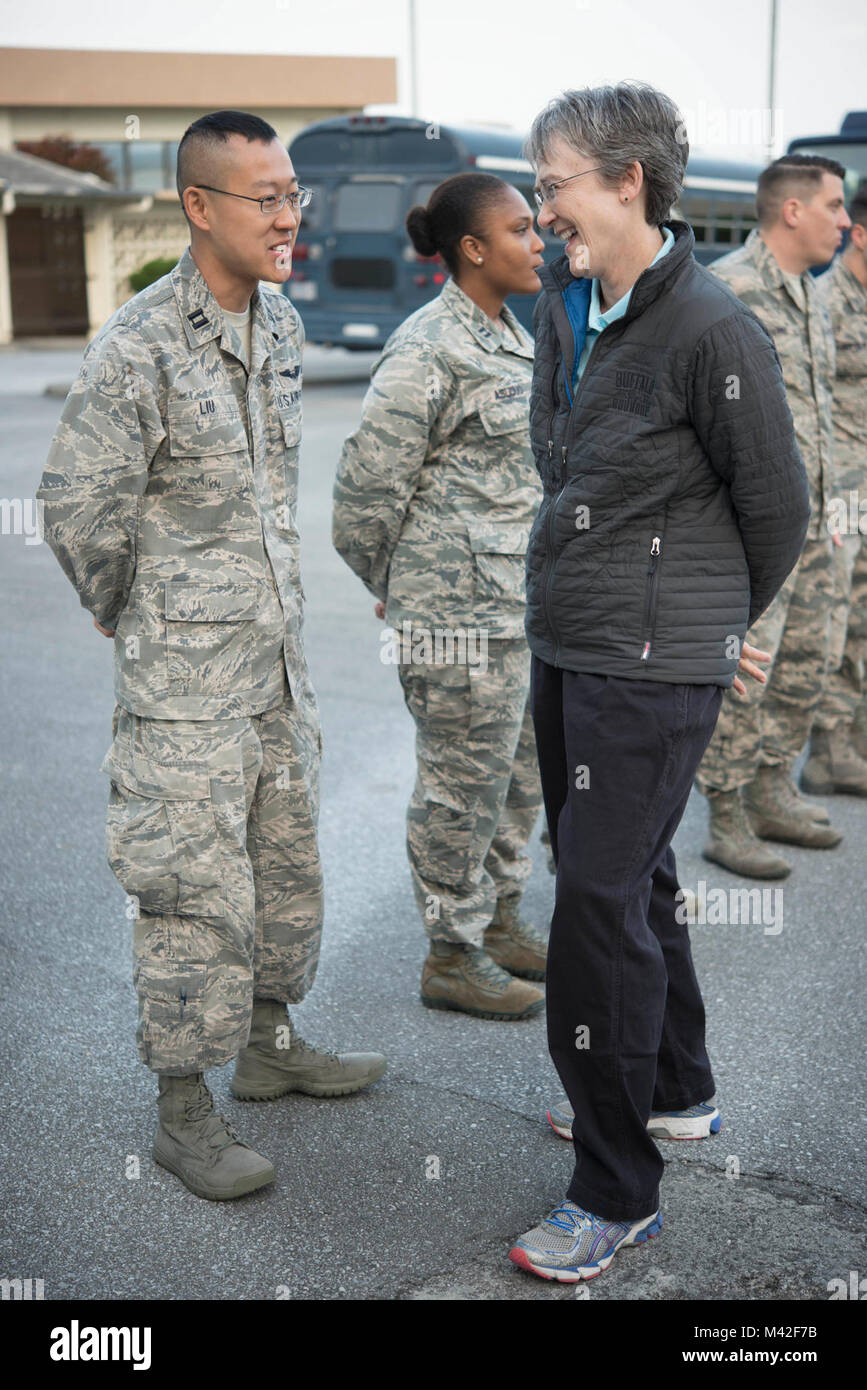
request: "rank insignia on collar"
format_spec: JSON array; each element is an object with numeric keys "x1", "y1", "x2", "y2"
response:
[{"x1": 187, "y1": 308, "x2": 210, "y2": 330}]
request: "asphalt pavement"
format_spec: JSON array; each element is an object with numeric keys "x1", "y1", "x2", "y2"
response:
[{"x1": 0, "y1": 351, "x2": 864, "y2": 1303}]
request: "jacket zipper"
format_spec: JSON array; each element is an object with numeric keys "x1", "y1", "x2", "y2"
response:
[{"x1": 640, "y1": 535, "x2": 662, "y2": 662}]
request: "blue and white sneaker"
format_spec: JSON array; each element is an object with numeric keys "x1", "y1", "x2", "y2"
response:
[
  {"x1": 547, "y1": 1097, "x2": 721, "y2": 1141},
  {"x1": 509, "y1": 1200, "x2": 662, "y2": 1282},
  {"x1": 647, "y1": 1101, "x2": 721, "y2": 1140}
]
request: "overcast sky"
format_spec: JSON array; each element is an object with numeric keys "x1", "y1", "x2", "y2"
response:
[{"x1": 0, "y1": 0, "x2": 862, "y2": 158}]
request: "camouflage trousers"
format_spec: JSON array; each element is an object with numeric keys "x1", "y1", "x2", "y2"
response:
[
  {"x1": 397, "y1": 638, "x2": 543, "y2": 945},
  {"x1": 101, "y1": 679, "x2": 323, "y2": 1074},
  {"x1": 813, "y1": 532, "x2": 867, "y2": 731},
  {"x1": 696, "y1": 534, "x2": 834, "y2": 794}
]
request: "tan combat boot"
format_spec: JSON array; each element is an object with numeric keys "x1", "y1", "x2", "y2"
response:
[
  {"x1": 801, "y1": 726, "x2": 867, "y2": 797},
  {"x1": 483, "y1": 897, "x2": 547, "y2": 981},
  {"x1": 154, "y1": 1073, "x2": 275, "y2": 1200},
  {"x1": 421, "y1": 942, "x2": 544, "y2": 1020},
  {"x1": 702, "y1": 788, "x2": 792, "y2": 879},
  {"x1": 744, "y1": 765, "x2": 842, "y2": 848},
  {"x1": 231, "y1": 1000, "x2": 386, "y2": 1101},
  {"x1": 851, "y1": 705, "x2": 867, "y2": 762}
]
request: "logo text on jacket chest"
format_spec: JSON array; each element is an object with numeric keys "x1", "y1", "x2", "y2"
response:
[{"x1": 611, "y1": 369, "x2": 655, "y2": 417}]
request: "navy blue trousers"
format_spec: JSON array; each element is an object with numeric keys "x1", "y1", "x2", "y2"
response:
[{"x1": 530, "y1": 657, "x2": 723, "y2": 1221}]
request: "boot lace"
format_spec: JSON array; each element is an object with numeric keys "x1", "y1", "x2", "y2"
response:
[
  {"x1": 184, "y1": 1080, "x2": 243, "y2": 1157},
  {"x1": 462, "y1": 947, "x2": 508, "y2": 991}
]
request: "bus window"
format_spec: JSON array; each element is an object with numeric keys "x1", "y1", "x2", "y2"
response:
[
  {"x1": 298, "y1": 182, "x2": 324, "y2": 232},
  {"x1": 334, "y1": 181, "x2": 403, "y2": 232},
  {"x1": 412, "y1": 180, "x2": 440, "y2": 210}
]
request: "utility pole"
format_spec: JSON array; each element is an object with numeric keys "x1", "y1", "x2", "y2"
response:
[
  {"x1": 407, "y1": 0, "x2": 419, "y2": 119},
  {"x1": 767, "y1": 0, "x2": 779, "y2": 162}
]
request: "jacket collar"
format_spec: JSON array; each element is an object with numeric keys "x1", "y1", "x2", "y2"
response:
[
  {"x1": 172, "y1": 247, "x2": 283, "y2": 370},
  {"x1": 440, "y1": 274, "x2": 534, "y2": 358},
  {"x1": 538, "y1": 219, "x2": 695, "y2": 325}
]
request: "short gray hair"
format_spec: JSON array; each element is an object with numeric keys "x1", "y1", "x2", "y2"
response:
[{"x1": 524, "y1": 82, "x2": 688, "y2": 226}]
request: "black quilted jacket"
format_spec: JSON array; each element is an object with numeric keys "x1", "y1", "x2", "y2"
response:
[{"x1": 525, "y1": 220, "x2": 811, "y2": 686}]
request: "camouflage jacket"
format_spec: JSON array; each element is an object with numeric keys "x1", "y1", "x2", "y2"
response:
[
  {"x1": 710, "y1": 228, "x2": 836, "y2": 540},
  {"x1": 38, "y1": 247, "x2": 317, "y2": 720},
  {"x1": 332, "y1": 275, "x2": 540, "y2": 640},
  {"x1": 816, "y1": 254, "x2": 867, "y2": 493}
]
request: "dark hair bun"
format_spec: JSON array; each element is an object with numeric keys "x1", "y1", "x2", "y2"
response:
[{"x1": 405, "y1": 205, "x2": 438, "y2": 258}]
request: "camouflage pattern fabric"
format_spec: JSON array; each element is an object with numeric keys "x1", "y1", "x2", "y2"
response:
[
  {"x1": 816, "y1": 254, "x2": 867, "y2": 494},
  {"x1": 813, "y1": 256, "x2": 867, "y2": 730},
  {"x1": 709, "y1": 228, "x2": 837, "y2": 544},
  {"x1": 37, "y1": 246, "x2": 324, "y2": 1074},
  {"x1": 102, "y1": 680, "x2": 323, "y2": 1074},
  {"x1": 696, "y1": 535, "x2": 834, "y2": 792},
  {"x1": 333, "y1": 276, "x2": 544, "y2": 932},
  {"x1": 37, "y1": 246, "x2": 317, "y2": 721},
  {"x1": 816, "y1": 535, "x2": 866, "y2": 730},
  {"x1": 398, "y1": 640, "x2": 542, "y2": 943},
  {"x1": 332, "y1": 275, "x2": 541, "y2": 638}
]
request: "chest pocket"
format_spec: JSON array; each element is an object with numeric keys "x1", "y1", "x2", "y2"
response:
[
  {"x1": 477, "y1": 393, "x2": 530, "y2": 437},
  {"x1": 167, "y1": 395, "x2": 247, "y2": 458}
]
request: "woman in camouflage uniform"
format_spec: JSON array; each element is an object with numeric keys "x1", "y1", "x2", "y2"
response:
[{"x1": 333, "y1": 173, "x2": 549, "y2": 1020}]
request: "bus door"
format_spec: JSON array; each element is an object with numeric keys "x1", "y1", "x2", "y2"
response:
[{"x1": 322, "y1": 174, "x2": 408, "y2": 345}]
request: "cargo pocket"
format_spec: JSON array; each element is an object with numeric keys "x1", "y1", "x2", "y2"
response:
[
  {"x1": 407, "y1": 801, "x2": 476, "y2": 888},
  {"x1": 102, "y1": 744, "x2": 224, "y2": 919},
  {"x1": 466, "y1": 520, "x2": 530, "y2": 604},
  {"x1": 135, "y1": 960, "x2": 207, "y2": 1071},
  {"x1": 164, "y1": 580, "x2": 259, "y2": 697}
]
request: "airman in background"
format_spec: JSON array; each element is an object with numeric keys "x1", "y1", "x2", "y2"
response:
[
  {"x1": 697, "y1": 153, "x2": 851, "y2": 878},
  {"x1": 802, "y1": 179, "x2": 867, "y2": 795}
]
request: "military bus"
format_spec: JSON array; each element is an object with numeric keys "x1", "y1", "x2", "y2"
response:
[{"x1": 284, "y1": 113, "x2": 763, "y2": 349}]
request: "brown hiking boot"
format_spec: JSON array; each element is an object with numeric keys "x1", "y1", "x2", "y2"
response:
[
  {"x1": 744, "y1": 766, "x2": 842, "y2": 848},
  {"x1": 483, "y1": 897, "x2": 547, "y2": 981},
  {"x1": 154, "y1": 1073, "x2": 275, "y2": 1201},
  {"x1": 801, "y1": 726, "x2": 867, "y2": 798},
  {"x1": 703, "y1": 788, "x2": 792, "y2": 879},
  {"x1": 421, "y1": 942, "x2": 544, "y2": 1020}
]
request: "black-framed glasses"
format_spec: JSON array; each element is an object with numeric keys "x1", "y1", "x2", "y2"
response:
[
  {"x1": 533, "y1": 168, "x2": 603, "y2": 208},
  {"x1": 194, "y1": 185, "x2": 313, "y2": 214}
]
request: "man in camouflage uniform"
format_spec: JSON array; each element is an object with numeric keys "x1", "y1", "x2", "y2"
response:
[
  {"x1": 802, "y1": 180, "x2": 867, "y2": 795},
  {"x1": 333, "y1": 244, "x2": 548, "y2": 1021},
  {"x1": 37, "y1": 111, "x2": 385, "y2": 1203},
  {"x1": 697, "y1": 153, "x2": 851, "y2": 878}
]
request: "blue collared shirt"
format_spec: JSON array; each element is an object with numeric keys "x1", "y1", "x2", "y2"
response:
[{"x1": 561, "y1": 225, "x2": 675, "y2": 402}]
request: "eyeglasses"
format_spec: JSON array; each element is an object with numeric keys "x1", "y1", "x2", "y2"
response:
[
  {"x1": 194, "y1": 185, "x2": 313, "y2": 214},
  {"x1": 533, "y1": 168, "x2": 603, "y2": 208}
]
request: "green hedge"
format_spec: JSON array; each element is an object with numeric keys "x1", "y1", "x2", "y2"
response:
[{"x1": 128, "y1": 256, "x2": 179, "y2": 293}]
